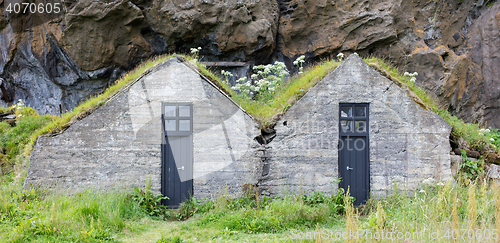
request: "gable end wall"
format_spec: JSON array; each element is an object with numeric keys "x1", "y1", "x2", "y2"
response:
[
  {"x1": 260, "y1": 53, "x2": 452, "y2": 197},
  {"x1": 25, "y1": 58, "x2": 261, "y2": 199}
]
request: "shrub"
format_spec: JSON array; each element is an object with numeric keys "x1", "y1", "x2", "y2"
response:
[
  {"x1": 301, "y1": 188, "x2": 353, "y2": 215},
  {"x1": 132, "y1": 177, "x2": 169, "y2": 219},
  {"x1": 484, "y1": 128, "x2": 500, "y2": 151},
  {"x1": 176, "y1": 197, "x2": 199, "y2": 221},
  {"x1": 458, "y1": 149, "x2": 483, "y2": 182}
]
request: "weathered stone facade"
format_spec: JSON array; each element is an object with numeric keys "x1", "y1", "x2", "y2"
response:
[
  {"x1": 26, "y1": 54, "x2": 453, "y2": 201},
  {"x1": 259, "y1": 54, "x2": 452, "y2": 197},
  {"x1": 25, "y1": 58, "x2": 261, "y2": 199}
]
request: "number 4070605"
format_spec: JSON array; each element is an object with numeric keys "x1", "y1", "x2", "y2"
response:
[{"x1": 5, "y1": 2, "x2": 61, "y2": 14}]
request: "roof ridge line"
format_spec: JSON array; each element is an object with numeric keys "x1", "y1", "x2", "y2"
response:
[{"x1": 173, "y1": 54, "x2": 258, "y2": 125}]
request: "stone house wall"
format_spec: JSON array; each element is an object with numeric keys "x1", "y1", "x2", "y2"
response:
[
  {"x1": 25, "y1": 58, "x2": 261, "y2": 199},
  {"x1": 259, "y1": 54, "x2": 452, "y2": 197},
  {"x1": 25, "y1": 54, "x2": 453, "y2": 201}
]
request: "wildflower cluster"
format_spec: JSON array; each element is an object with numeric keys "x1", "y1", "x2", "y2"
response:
[
  {"x1": 337, "y1": 53, "x2": 344, "y2": 62},
  {"x1": 190, "y1": 47, "x2": 202, "y2": 61},
  {"x1": 478, "y1": 128, "x2": 491, "y2": 136},
  {"x1": 404, "y1": 72, "x2": 418, "y2": 82},
  {"x1": 293, "y1": 55, "x2": 305, "y2": 74},
  {"x1": 13, "y1": 99, "x2": 24, "y2": 110},
  {"x1": 12, "y1": 99, "x2": 38, "y2": 119},
  {"x1": 232, "y1": 61, "x2": 289, "y2": 99},
  {"x1": 231, "y1": 55, "x2": 308, "y2": 101},
  {"x1": 479, "y1": 128, "x2": 499, "y2": 147},
  {"x1": 221, "y1": 70, "x2": 233, "y2": 85}
]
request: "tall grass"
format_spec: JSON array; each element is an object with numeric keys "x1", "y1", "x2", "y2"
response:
[
  {"x1": 360, "y1": 180, "x2": 499, "y2": 242},
  {"x1": 344, "y1": 188, "x2": 358, "y2": 243},
  {"x1": 0, "y1": 183, "x2": 147, "y2": 242},
  {"x1": 197, "y1": 196, "x2": 331, "y2": 234}
]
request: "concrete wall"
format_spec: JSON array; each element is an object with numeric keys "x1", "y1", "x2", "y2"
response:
[
  {"x1": 25, "y1": 54, "x2": 453, "y2": 200},
  {"x1": 260, "y1": 54, "x2": 452, "y2": 197},
  {"x1": 25, "y1": 58, "x2": 261, "y2": 199}
]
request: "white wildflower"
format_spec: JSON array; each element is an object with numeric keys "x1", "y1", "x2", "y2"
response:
[
  {"x1": 422, "y1": 178, "x2": 435, "y2": 185},
  {"x1": 404, "y1": 71, "x2": 418, "y2": 82},
  {"x1": 221, "y1": 70, "x2": 233, "y2": 77},
  {"x1": 479, "y1": 128, "x2": 490, "y2": 135},
  {"x1": 491, "y1": 138, "x2": 495, "y2": 142},
  {"x1": 190, "y1": 47, "x2": 201, "y2": 54},
  {"x1": 337, "y1": 53, "x2": 344, "y2": 59}
]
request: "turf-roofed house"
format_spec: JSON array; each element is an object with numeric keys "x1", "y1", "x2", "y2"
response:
[{"x1": 26, "y1": 54, "x2": 453, "y2": 207}]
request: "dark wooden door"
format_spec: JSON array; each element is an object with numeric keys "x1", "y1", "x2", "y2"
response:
[
  {"x1": 338, "y1": 104, "x2": 369, "y2": 206},
  {"x1": 161, "y1": 103, "x2": 193, "y2": 208}
]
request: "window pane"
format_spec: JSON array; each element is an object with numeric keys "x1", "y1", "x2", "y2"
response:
[
  {"x1": 355, "y1": 121, "x2": 366, "y2": 132},
  {"x1": 179, "y1": 106, "x2": 191, "y2": 117},
  {"x1": 340, "y1": 120, "x2": 352, "y2": 132},
  {"x1": 165, "y1": 120, "x2": 176, "y2": 131},
  {"x1": 355, "y1": 106, "x2": 366, "y2": 117},
  {"x1": 179, "y1": 120, "x2": 191, "y2": 131},
  {"x1": 164, "y1": 106, "x2": 176, "y2": 117},
  {"x1": 341, "y1": 107, "x2": 352, "y2": 117}
]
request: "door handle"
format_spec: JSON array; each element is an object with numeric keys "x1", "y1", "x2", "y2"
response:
[
  {"x1": 347, "y1": 166, "x2": 353, "y2": 171},
  {"x1": 178, "y1": 166, "x2": 185, "y2": 171}
]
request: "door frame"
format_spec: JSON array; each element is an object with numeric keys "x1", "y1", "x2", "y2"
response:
[
  {"x1": 161, "y1": 102, "x2": 194, "y2": 208},
  {"x1": 338, "y1": 103, "x2": 370, "y2": 205}
]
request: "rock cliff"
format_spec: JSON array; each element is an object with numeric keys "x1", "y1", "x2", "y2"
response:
[{"x1": 0, "y1": 0, "x2": 498, "y2": 127}]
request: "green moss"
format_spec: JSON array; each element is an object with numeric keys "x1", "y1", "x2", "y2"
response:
[{"x1": 364, "y1": 57, "x2": 499, "y2": 154}]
